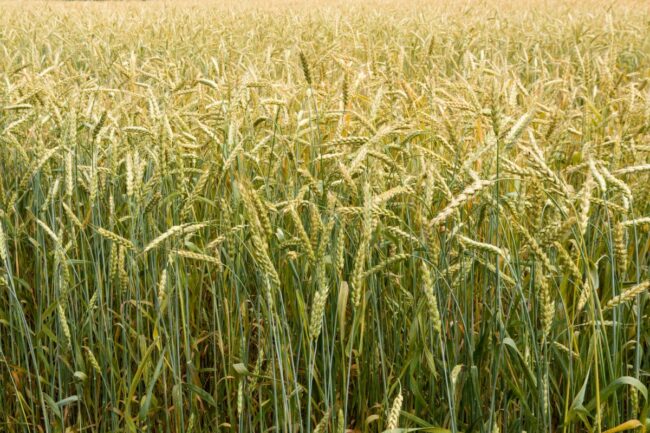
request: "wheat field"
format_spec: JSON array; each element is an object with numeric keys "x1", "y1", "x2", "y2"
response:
[{"x1": 0, "y1": 1, "x2": 649, "y2": 432}]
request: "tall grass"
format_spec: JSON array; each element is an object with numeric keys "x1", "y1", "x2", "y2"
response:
[{"x1": 0, "y1": 1, "x2": 649, "y2": 433}]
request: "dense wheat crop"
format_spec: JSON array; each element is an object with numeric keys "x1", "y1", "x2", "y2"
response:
[{"x1": 1, "y1": 1, "x2": 649, "y2": 432}]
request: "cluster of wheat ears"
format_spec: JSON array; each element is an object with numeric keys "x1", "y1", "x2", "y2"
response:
[{"x1": 0, "y1": 1, "x2": 649, "y2": 433}]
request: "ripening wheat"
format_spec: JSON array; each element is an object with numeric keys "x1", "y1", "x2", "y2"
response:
[{"x1": 0, "y1": 1, "x2": 649, "y2": 433}]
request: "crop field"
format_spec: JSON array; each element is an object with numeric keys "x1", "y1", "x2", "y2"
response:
[{"x1": 0, "y1": 1, "x2": 649, "y2": 432}]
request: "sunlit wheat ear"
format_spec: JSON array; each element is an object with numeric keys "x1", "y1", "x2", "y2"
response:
[
  {"x1": 157, "y1": 267, "x2": 168, "y2": 311},
  {"x1": 386, "y1": 389, "x2": 403, "y2": 430},
  {"x1": 40, "y1": 177, "x2": 61, "y2": 213},
  {"x1": 504, "y1": 111, "x2": 535, "y2": 148},
  {"x1": 316, "y1": 211, "x2": 335, "y2": 262},
  {"x1": 578, "y1": 172, "x2": 595, "y2": 238},
  {"x1": 62, "y1": 202, "x2": 83, "y2": 229},
  {"x1": 118, "y1": 246, "x2": 128, "y2": 292},
  {"x1": 308, "y1": 202, "x2": 322, "y2": 250},
  {"x1": 333, "y1": 226, "x2": 347, "y2": 275},
  {"x1": 0, "y1": 221, "x2": 8, "y2": 263},
  {"x1": 125, "y1": 151, "x2": 134, "y2": 198},
  {"x1": 85, "y1": 347, "x2": 102, "y2": 375},
  {"x1": 309, "y1": 282, "x2": 329, "y2": 340},
  {"x1": 183, "y1": 166, "x2": 212, "y2": 213},
  {"x1": 251, "y1": 231, "x2": 281, "y2": 289},
  {"x1": 588, "y1": 158, "x2": 607, "y2": 193},
  {"x1": 241, "y1": 187, "x2": 279, "y2": 289},
  {"x1": 109, "y1": 193, "x2": 115, "y2": 224},
  {"x1": 457, "y1": 234, "x2": 509, "y2": 261},
  {"x1": 246, "y1": 347, "x2": 264, "y2": 392},
  {"x1": 328, "y1": 136, "x2": 369, "y2": 147},
  {"x1": 251, "y1": 187, "x2": 273, "y2": 239},
  {"x1": 542, "y1": 376, "x2": 550, "y2": 424},
  {"x1": 309, "y1": 411, "x2": 329, "y2": 433},
  {"x1": 576, "y1": 276, "x2": 594, "y2": 315},
  {"x1": 36, "y1": 218, "x2": 59, "y2": 244},
  {"x1": 143, "y1": 223, "x2": 208, "y2": 254},
  {"x1": 351, "y1": 197, "x2": 374, "y2": 308},
  {"x1": 18, "y1": 147, "x2": 59, "y2": 194},
  {"x1": 88, "y1": 289, "x2": 98, "y2": 312},
  {"x1": 537, "y1": 267, "x2": 554, "y2": 342},
  {"x1": 57, "y1": 303, "x2": 72, "y2": 350},
  {"x1": 604, "y1": 281, "x2": 649, "y2": 311},
  {"x1": 89, "y1": 154, "x2": 98, "y2": 205},
  {"x1": 361, "y1": 253, "x2": 409, "y2": 279},
  {"x1": 337, "y1": 409, "x2": 345, "y2": 433},
  {"x1": 96, "y1": 227, "x2": 136, "y2": 252},
  {"x1": 613, "y1": 222, "x2": 628, "y2": 273},
  {"x1": 220, "y1": 199, "x2": 237, "y2": 260},
  {"x1": 385, "y1": 226, "x2": 420, "y2": 245},
  {"x1": 630, "y1": 387, "x2": 639, "y2": 417},
  {"x1": 621, "y1": 217, "x2": 650, "y2": 227},
  {"x1": 429, "y1": 179, "x2": 492, "y2": 227},
  {"x1": 174, "y1": 249, "x2": 221, "y2": 265},
  {"x1": 515, "y1": 222, "x2": 555, "y2": 273},
  {"x1": 237, "y1": 379, "x2": 244, "y2": 418},
  {"x1": 421, "y1": 262, "x2": 442, "y2": 334},
  {"x1": 289, "y1": 206, "x2": 315, "y2": 261},
  {"x1": 65, "y1": 150, "x2": 74, "y2": 198},
  {"x1": 553, "y1": 241, "x2": 582, "y2": 286},
  {"x1": 599, "y1": 164, "x2": 631, "y2": 210},
  {"x1": 109, "y1": 242, "x2": 119, "y2": 282},
  {"x1": 613, "y1": 164, "x2": 650, "y2": 175},
  {"x1": 186, "y1": 413, "x2": 196, "y2": 433}
]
